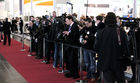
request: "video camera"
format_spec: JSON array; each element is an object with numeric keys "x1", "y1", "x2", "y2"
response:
[
  {"x1": 52, "y1": 13, "x2": 67, "y2": 42},
  {"x1": 119, "y1": 17, "x2": 140, "y2": 28},
  {"x1": 55, "y1": 13, "x2": 67, "y2": 24}
]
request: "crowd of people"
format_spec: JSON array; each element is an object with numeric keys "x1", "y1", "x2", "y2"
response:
[
  {"x1": 0, "y1": 11, "x2": 140, "y2": 83},
  {"x1": 0, "y1": 17, "x2": 23, "y2": 46}
]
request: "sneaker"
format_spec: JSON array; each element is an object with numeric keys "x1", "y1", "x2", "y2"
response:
[
  {"x1": 40, "y1": 60, "x2": 46, "y2": 63},
  {"x1": 45, "y1": 61, "x2": 50, "y2": 64},
  {"x1": 90, "y1": 78, "x2": 96, "y2": 82},
  {"x1": 53, "y1": 65, "x2": 56, "y2": 68},
  {"x1": 73, "y1": 75, "x2": 80, "y2": 79},
  {"x1": 83, "y1": 76, "x2": 87, "y2": 79}
]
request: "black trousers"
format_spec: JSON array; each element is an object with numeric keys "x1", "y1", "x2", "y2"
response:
[
  {"x1": 37, "y1": 38, "x2": 43, "y2": 58},
  {"x1": 46, "y1": 42, "x2": 54, "y2": 62},
  {"x1": 103, "y1": 70, "x2": 126, "y2": 83},
  {"x1": 3, "y1": 33, "x2": 11, "y2": 46},
  {"x1": 20, "y1": 26, "x2": 23, "y2": 34},
  {"x1": 65, "y1": 47, "x2": 79, "y2": 77}
]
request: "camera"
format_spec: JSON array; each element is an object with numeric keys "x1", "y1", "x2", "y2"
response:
[
  {"x1": 119, "y1": 17, "x2": 140, "y2": 28},
  {"x1": 79, "y1": 35, "x2": 84, "y2": 44}
]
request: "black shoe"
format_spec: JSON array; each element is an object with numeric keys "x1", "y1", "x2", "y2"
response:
[
  {"x1": 35, "y1": 56, "x2": 43, "y2": 59},
  {"x1": 128, "y1": 80, "x2": 135, "y2": 83},
  {"x1": 64, "y1": 73, "x2": 72, "y2": 78},
  {"x1": 73, "y1": 75, "x2": 80, "y2": 79},
  {"x1": 45, "y1": 61, "x2": 50, "y2": 64}
]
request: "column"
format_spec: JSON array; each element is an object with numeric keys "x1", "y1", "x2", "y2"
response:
[
  {"x1": 30, "y1": 0, "x2": 33, "y2": 16},
  {"x1": 133, "y1": 0, "x2": 137, "y2": 17},
  {"x1": 53, "y1": 0, "x2": 56, "y2": 11}
]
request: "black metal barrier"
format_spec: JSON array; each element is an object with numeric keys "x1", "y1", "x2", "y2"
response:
[
  {"x1": 19, "y1": 34, "x2": 132, "y2": 83},
  {"x1": 11, "y1": 33, "x2": 27, "y2": 52},
  {"x1": 43, "y1": 38, "x2": 100, "y2": 83}
]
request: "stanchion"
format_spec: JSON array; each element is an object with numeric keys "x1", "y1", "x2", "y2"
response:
[
  {"x1": 20, "y1": 33, "x2": 26, "y2": 51},
  {"x1": 41, "y1": 38, "x2": 46, "y2": 63},
  {"x1": 58, "y1": 43, "x2": 65, "y2": 73},
  {"x1": 28, "y1": 36, "x2": 32, "y2": 56},
  {"x1": 43, "y1": 38, "x2": 45, "y2": 57},
  {"x1": 101, "y1": 72, "x2": 104, "y2": 83},
  {"x1": 76, "y1": 47, "x2": 87, "y2": 83}
]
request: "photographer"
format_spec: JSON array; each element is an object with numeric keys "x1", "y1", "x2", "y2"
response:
[
  {"x1": 96, "y1": 16, "x2": 105, "y2": 30},
  {"x1": 80, "y1": 18, "x2": 97, "y2": 81},
  {"x1": 94, "y1": 12, "x2": 130, "y2": 83},
  {"x1": 136, "y1": 27, "x2": 140, "y2": 83},
  {"x1": 53, "y1": 16, "x2": 65, "y2": 68},
  {"x1": 128, "y1": 26, "x2": 140, "y2": 83},
  {"x1": 63, "y1": 16, "x2": 80, "y2": 79},
  {"x1": 41, "y1": 17, "x2": 52, "y2": 63},
  {"x1": 27, "y1": 17, "x2": 36, "y2": 52},
  {"x1": 45, "y1": 11, "x2": 57, "y2": 64},
  {"x1": 34, "y1": 17, "x2": 43, "y2": 59},
  {"x1": 95, "y1": 15, "x2": 105, "y2": 79}
]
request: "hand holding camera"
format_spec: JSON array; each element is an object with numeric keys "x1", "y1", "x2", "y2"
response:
[{"x1": 63, "y1": 31, "x2": 69, "y2": 36}]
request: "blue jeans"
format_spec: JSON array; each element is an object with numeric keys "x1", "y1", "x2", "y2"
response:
[
  {"x1": 83, "y1": 49, "x2": 96, "y2": 78},
  {"x1": 53, "y1": 43, "x2": 62, "y2": 67}
]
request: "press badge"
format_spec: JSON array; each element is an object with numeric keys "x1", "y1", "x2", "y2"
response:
[{"x1": 87, "y1": 31, "x2": 90, "y2": 35}]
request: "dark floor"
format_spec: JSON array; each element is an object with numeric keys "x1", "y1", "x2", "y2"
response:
[{"x1": 0, "y1": 54, "x2": 28, "y2": 83}]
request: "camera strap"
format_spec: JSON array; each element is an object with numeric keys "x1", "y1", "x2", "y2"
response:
[{"x1": 116, "y1": 28, "x2": 121, "y2": 46}]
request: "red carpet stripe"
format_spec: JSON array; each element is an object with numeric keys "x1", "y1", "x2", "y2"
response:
[
  {"x1": 0, "y1": 39, "x2": 96, "y2": 83},
  {"x1": 0, "y1": 39, "x2": 76, "y2": 83}
]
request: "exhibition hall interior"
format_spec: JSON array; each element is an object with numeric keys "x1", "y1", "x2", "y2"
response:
[{"x1": 0, "y1": 0, "x2": 140, "y2": 83}]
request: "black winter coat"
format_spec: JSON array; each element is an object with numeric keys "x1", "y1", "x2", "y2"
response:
[
  {"x1": 3, "y1": 21, "x2": 12, "y2": 34},
  {"x1": 94, "y1": 26, "x2": 130, "y2": 71},
  {"x1": 80, "y1": 27, "x2": 96, "y2": 50},
  {"x1": 136, "y1": 28, "x2": 140, "y2": 61},
  {"x1": 64, "y1": 23, "x2": 79, "y2": 45}
]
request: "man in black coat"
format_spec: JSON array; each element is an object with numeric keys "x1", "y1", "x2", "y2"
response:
[
  {"x1": 96, "y1": 16, "x2": 105, "y2": 30},
  {"x1": 34, "y1": 17, "x2": 43, "y2": 59},
  {"x1": 129, "y1": 27, "x2": 140, "y2": 83},
  {"x1": 94, "y1": 12, "x2": 129, "y2": 83},
  {"x1": 136, "y1": 27, "x2": 140, "y2": 83},
  {"x1": 63, "y1": 16, "x2": 79, "y2": 79},
  {"x1": 95, "y1": 15, "x2": 105, "y2": 79},
  {"x1": 3, "y1": 18, "x2": 12, "y2": 46},
  {"x1": 19, "y1": 17, "x2": 23, "y2": 34},
  {"x1": 0, "y1": 20, "x2": 3, "y2": 42}
]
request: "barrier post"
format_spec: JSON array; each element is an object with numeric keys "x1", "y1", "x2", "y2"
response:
[
  {"x1": 58, "y1": 43, "x2": 65, "y2": 73},
  {"x1": 20, "y1": 33, "x2": 26, "y2": 51},
  {"x1": 41, "y1": 37, "x2": 46, "y2": 63},
  {"x1": 28, "y1": 36, "x2": 32, "y2": 56},
  {"x1": 76, "y1": 47, "x2": 87, "y2": 83},
  {"x1": 43, "y1": 38, "x2": 46, "y2": 57}
]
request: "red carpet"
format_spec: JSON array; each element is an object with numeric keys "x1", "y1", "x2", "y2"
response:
[{"x1": 0, "y1": 39, "x2": 96, "y2": 83}]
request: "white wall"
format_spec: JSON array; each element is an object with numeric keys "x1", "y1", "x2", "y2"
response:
[
  {"x1": 0, "y1": 0, "x2": 140, "y2": 18},
  {"x1": 0, "y1": 1, "x2": 7, "y2": 18}
]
